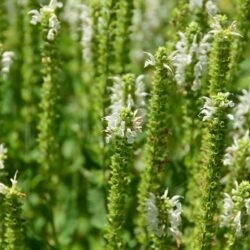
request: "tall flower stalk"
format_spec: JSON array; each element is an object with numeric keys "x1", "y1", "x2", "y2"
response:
[
  {"x1": 105, "y1": 74, "x2": 143, "y2": 249},
  {"x1": 137, "y1": 47, "x2": 174, "y2": 246},
  {"x1": 196, "y1": 22, "x2": 239, "y2": 249},
  {"x1": 28, "y1": 0, "x2": 61, "y2": 246}
]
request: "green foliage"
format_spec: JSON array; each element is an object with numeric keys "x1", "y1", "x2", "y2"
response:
[{"x1": 0, "y1": 0, "x2": 250, "y2": 249}]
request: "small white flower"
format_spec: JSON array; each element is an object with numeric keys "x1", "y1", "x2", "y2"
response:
[
  {"x1": 200, "y1": 93, "x2": 234, "y2": 121},
  {"x1": 135, "y1": 75, "x2": 147, "y2": 109},
  {"x1": 47, "y1": 29, "x2": 57, "y2": 41},
  {"x1": 233, "y1": 89, "x2": 250, "y2": 136},
  {"x1": 28, "y1": 10, "x2": 41, "y2": 25},
  {"x1": 49, "y1": 15, "x2": 60, "y2": 30},
  {"x1": 192, "y1": 33, "x2": 212, "y2": 91},
  {"x1": 145, "y1": 193, "x2": 162, "y2": 236},
  {"x1": 1, "y1": 51, "x2": 15, "y2": 76},
  {"x1": 144, "y1": 52, "x2": 155, "y2": 68},
  {"x1": 245, "y1": 198, "x2": 250, "y2": 215},
  {"x1": 10, "y1": 171, "x2": 18, "y2": 188},
  {"x1": 189, "y1": 0, "x2": 203, "y2": 11},
  {"x1": 0, "y1": 183, "x2": 7, "y2": 194},
  {"x1": 200, "y1": 96, "x2": 214, "y2": 121},
  {"x1": 220, "y1": 193, "x2": 233, "y2": 227},
  {"x1": 223, "y1": 137, "x2": 239, "y2": 166},
  {"x1": 161, "y1": 189, "x2": 182, "y2": 239},
  {"x1": 172, "y1": 32, "x2": 192, "y2": 87},
  {"x1": 42, "y1": 0, "x2": 61, "y2": 12},
  {"x1": 205, "y1": 0, "x2": 218, "y2": 16},
  {"x1": 233, "y1": 211, "x2": 242, "y2": 237},
  {"x1": 0, "y1": 144, "x2": 7, "y2": 169}
]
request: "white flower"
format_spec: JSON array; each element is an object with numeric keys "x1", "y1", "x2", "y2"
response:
[
  {"x1": 105, "y1": 77, "x2": 143, "y2": 143},
  {"x1": 49, "y1": 15, "x2": 60, "y2": 30},
  {"x1": 223, "y1": 131, "x2": 250, "y2": 168},
  {"x1": 28, "y1": 10, "x2": 41, "y2": 25},
  {"x1": 233, "y1": 89, "x2": 250, "y2": 136},
  {"x1": 144, "y1": 52, "x2": 155, "y2": 68},
  {"x1": 189, "y1": 0, "x2": 203, "y2": 11},
  {"x1": 172, "y1": 32, "x2": 193, "y2": 87},
  {"x1": 205, "y1": 0, "x2": 218, "y2": 16},
  {"x1": 47, "y1": 15, "x2": 60, "y2": 41},
  {"x1": 192, "y1": 34, "x2": 212, "y2": 91},
  {"x1": 10, "y1": 171, "x2": 18, "y2": 188},
  {"x1": 233, "y1": 211, "x2": 242, "y2": 237},
  {"x1": 0, "y1": 144, "x2": 7, "y2": 169},
  {"x1": 220, "y1": 193, "x2": 233, "y2": 227},
  {"x1": 161, "y1": 189, "x2": 182, "y2": 239},
  {"x1": 42, "y1": 0, "x2": 62, "y2": 12},
  {"x1": 1, "y1": 51, "x2": 15, "y2": 77},
  {"x1": 0, "y1": 183, "x2": 7, "y2": 194},
  {"x1": 145, "y1": 193, "x2": 162, "y2": 236},
  {"x1": 135, "y1": 75, "x2": 147, "y2": 108},
  {"x1": 200, "y1": 93, "x2": 234, "y2": 121},
  {"x1": 200, "y1": 96, "x2": 214, "y2": 121},
  {"x1": 29, "y1": 0, "x2": 61, "y2": 41},
  {"x1": 209, "y1": 20, "x2": 242, "y2": 37},
  {"x1": 223, "y1": 137, "x2": 239, "y2": 166},
  {"x1": 245, "y1": 198, "x2": 250, "y2": 215}
]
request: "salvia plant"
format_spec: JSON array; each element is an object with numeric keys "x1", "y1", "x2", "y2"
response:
[{"x1": 0, "y1": 0, "x2": 250, "y2": 249}]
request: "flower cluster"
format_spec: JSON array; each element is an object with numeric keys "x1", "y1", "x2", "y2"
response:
[
  {"x1": 192, "y1": 33, "x2": 212, "y2": 90},
  {"x1": 145, "y1": 190, "x2": 182, "y2": 240},
  {"x1": 161, "y1": 189, "x2": 182, "y2": 239},
  {"x1": 144, "y1": 52, "x2": 155, "y2": 68},
  {"x1": 28, "y1": 0, "x2": 61, "y2": 41},
  {"x1": 1, "y1": 51, "x2": 15, "y2": 78},
  {"x1": 205, "y1": 0, "x2": 218, "y2": 16},
  {"x1": 189, "y1": 0, "x2": 203, "y2": 11},
  {"x1": 220, "y1": 181, "x2": 250, "y2": 237},
  {"x1": 105, "y1": 75, "x2": 145, "y2": 144},
  {"x1": 233, "y1": 89, "x2": 250, "y2": 136},
  {"x1": 223, "y1": 131, "x2": 250, "y2": 172},
  {"x1": 172, "y1": 31, "x2": 212, "y2": 91},
  {"x1": 145, "y1": 193, "x2": 161, "y2": 236},
  {"x1": 172, "y1": 32, "x2": 195, "y2": 87},
  {"x1": 200, "y1": 92, "x2": 234, "y2": 121}
]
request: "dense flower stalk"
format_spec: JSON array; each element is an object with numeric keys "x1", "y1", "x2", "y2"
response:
[
  {"x1": 29, "y1": 0, "x2": 61, "y2": 170},
  {"x1": 198, "y1": 92, "x2": 235, "y2": 249},
  {"x1": 29, "y1": 0, "x2": 61, "y2": 246},
  {"x1": 137, "y1": 47, "x2": 174, "y2": 246},
  {"x1": 105, "y1": 74, "x2": 143, "y2": 249},
  {"x1": 208, "y1": 19, "x2": 241, "y2": 94}
]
